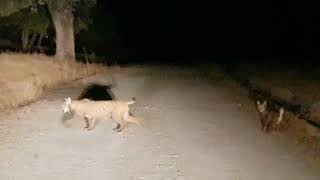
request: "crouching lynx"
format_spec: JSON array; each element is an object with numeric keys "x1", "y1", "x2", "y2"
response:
[{"x1": 62, "y1": 97, "x2": 141, "y2": 132}]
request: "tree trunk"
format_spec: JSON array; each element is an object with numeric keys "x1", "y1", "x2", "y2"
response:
[
  {"x1": 37, "y1": 32, "x2": 44, "y2": 47},
  {"x1": 21, "y1": 29, "x2": 29, "y2": 52},
  {"x1": 48, "y1": 0, "x2": 75, "y2": 60},
  {"x1": 82, "y1": 46, "x2": 89, "y2": 63},
  {"x1": 37, "y1": 32, "x2": 45, "y2": 53},
  {"x1": 27, "y1": 32, "x2": 37, "y2": 52}
]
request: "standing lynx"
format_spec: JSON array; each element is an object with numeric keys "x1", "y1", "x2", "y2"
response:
[
  {"x1": 62, "y1": 97, "x2": 141, "y2": 132},
  {"x1": 256, "y1": 100, "x2": 285, "y2": 133}
]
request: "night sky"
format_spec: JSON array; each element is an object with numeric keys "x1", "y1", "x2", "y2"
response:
[{"x1": 85, "y1": 1, "x2": 320, "y2": 61}]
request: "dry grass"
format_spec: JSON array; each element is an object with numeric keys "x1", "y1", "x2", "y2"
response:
[
  {"x1": 0, "y1": 53, "x2": 105, "y2": 110},
  {"x1": 286, "y1": 113, "x2": 320, "y2": 161}
]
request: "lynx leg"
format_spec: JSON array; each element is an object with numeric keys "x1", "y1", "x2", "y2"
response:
[
  {"x1": 264, "y1": 119, "x2": 272, "y2": 133},
  {"x1": 263, "y1": 125, "x2": 268, "y2": 133},
  {"x1": 87, "y1": 118, "x2": 96, "y2": 131},
  {"x1": 115, "y1": 111, "x2": 131, "y2": 132},
  {"x1": 116, "y1": 122, "x2": 128, "y2": 132},
  {"x1": 114, "y1": 117, "x2": 127, "y2": 132},
  {"x1": 84, "y1": 114, "x2": 90, "y2": 130},
  {"x1": 114, "y1": 124, "x2": 123, "y2": 132},
  {"x1": 123, "y1": 111, "x2": 129, "y2": 121},
  {"x1": 112, "y1": 110, "x2": 125, "y2": 132},
  {"x1": 113, "y1": 121, "x2": 127, "y2": 132},
  {"x1": 260, "y1": 118, "x2": 265, "y2": 130},
  {"x1": 113, "y1": 123, "x2": 121, "y2": 131},
  {"x1": 84, "y1": 114, "x2": 96, "y2": 131}
]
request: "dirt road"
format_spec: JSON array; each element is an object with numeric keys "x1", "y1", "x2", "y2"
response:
[{"x1": 0, "y1": 66, "x2": 319, "y2": 180}]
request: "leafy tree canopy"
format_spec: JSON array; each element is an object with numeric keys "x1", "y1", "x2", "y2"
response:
[
  {"x1": 0, "y1": 6, "x2": 49, "y2": 34},
  {"x1": 0, "y1": 0, "x2": 96, "y2": 17}
]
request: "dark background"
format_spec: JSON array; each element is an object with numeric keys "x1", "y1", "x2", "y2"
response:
[
  {"x1": 78, "y1": 0, "x2": 320, "y2": 63},
  {"x1": 1, "y1": 0, "x2": 319, "y2": 64}
]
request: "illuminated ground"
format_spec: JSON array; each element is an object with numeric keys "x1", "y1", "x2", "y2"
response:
[{"x1": 0, "y1": 66, "x2": 319, "y2": 180}]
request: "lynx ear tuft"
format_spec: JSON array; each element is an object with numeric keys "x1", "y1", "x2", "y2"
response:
[{"x1": 262, "y1": 100, "x2": 267, "y2": 106}]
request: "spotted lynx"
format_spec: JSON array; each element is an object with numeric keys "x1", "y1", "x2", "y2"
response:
[{"x1": 62, "y1": 97, "x2": 141, "y2": 132}]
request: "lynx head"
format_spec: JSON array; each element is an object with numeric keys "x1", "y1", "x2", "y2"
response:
[
  {"x1": 257, "y1": 100, "x2": 267, "y2": 113},
  {"x1": 62, "y1": 97, "x2": 72, "y2": 113}
]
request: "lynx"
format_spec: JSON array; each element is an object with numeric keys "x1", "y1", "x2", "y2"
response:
[
  {"x1": 256, "y1": 100, "x2": 285, "y2": 133},
  {"x1": 62, "y1": 97, "x2": 141, "y2": 132}
]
